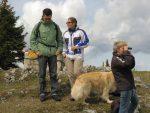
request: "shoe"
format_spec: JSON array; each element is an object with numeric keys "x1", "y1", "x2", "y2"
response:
[
  {"x1": 51, "y1": 94, "x2": 61, "y2": 101},
  {"x1": 40, "y1": 93, "x2": 46, "y2": 102}
]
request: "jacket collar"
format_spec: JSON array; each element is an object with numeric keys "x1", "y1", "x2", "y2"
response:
[
  {"x1": 68, "y1": 27, "x2": 79, "y2": 33},
  {"x1": 41, "y1": 20, "x2": 53, "y2": 25},
  {"x1": 113, "y1": 51, "x2": 122, "y2": 57}
]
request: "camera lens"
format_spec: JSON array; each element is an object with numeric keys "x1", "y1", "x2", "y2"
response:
[{"x1": 128, "y1": 47, "x2": 132, "y2": 50}]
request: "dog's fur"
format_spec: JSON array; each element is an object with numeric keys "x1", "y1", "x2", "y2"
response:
[{"x1": 71, "y1": 71, "x2": 116, "y2": 104}]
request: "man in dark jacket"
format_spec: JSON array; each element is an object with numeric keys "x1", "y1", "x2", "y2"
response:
[{"x1": 111, "y1": 41, "x2": 138, "y2": 113}]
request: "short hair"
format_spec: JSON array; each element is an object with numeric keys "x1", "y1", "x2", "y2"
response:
[
  {"x1": 113, "y1": 40, "x2": 127, "y2": 52},
  {"x1": 43, "y1": 8, "x2": 52, "y2": 16}
]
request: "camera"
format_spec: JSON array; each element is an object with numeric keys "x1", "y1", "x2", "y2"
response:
[{"x1": 128, "y1": 47, "x2": 132, "y2": 50}]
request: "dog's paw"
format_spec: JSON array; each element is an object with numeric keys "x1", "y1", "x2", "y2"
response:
[{"x1": 107, "y1": 100, "x2": 113, "y2": 104}]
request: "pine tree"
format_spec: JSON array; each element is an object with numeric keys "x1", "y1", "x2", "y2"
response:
[
  {"x1": 102, "y1": 61, "x2": 105, "y2": 67},
  {"x1": 0, "y1": 0, "x2": 26, "y2": 69},
  {"x1": 106, "y1": 59, "x2": 110, "y2": 67}
]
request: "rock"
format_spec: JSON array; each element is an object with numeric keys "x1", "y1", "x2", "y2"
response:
[
  {"x1": 10, "y1": 68, "x2": 17, "y2": 74},
  {"x1": 20, "y1": 90, "x2": 28, "y2": 95},
  {"x1": 3, "y1": 67, "x2": 39, "y2": 82},
  {"x1": 24, "y1": 58, "x2": 38, "y2": 71},
  {"x1": 4, "y1": 72, "x2": 16, "y2": 83},
  {"x1": 82, "y1": 65, "x2": 98, "y2": 73},
  {"x1": 134, "y1": 104, "x2": 141, "y2": 113},
  {"x1": 134, "y1": 77, "x2": 142, "y2": 83},
  {"x1": 7, "y1": 91, "x2": 13, "y2": 96},
  {"x1": 58, "y1": 79, "x2": 62, "y2": 83},
  {"x1": 143, "y1": 83, "x2": 150, "y2": 89},
  {"x1": 82, "y1": 65, "x2": 111, "y2": 73},
  {"x1": 83, "y1": 108, "x2": 97, "y2": 113}
]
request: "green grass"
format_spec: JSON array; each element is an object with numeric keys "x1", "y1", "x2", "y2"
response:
[
  {"x1": 133, "y1": 71, "x2": 150, "y2": 83},
  {"x1": 133, "y1": 71, "x2": 150, "y2": 113},
  {"x1": 0, "y1": 70, "x2": 150, "y2": 113}
]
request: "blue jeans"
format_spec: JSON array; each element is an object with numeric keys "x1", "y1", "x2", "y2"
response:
[
  {"x1": 38, "y1": 55, "x2": 59, "y2": 95},
  {"x1": 119, "y1": 89, "x2": 138, "y2": 113}
]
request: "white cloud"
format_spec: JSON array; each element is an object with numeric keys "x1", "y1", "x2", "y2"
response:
[
  {"x1": 135, "y1": 52, "x2": 150, "y2": 71},
  {"x1": 90, "y1": 0, "x2": 150, "y2": 54}
]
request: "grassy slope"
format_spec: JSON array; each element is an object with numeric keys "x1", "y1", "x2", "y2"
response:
[
  {"x1": 0, "y1": 70, "x2": 150, "y2": 113},
  {"x1": 133, "y1": 71, "x2": 150, "y2": 113}
]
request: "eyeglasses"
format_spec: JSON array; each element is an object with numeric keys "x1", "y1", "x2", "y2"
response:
[{"x1": 66, "y1": 21, "x2": 73, "y2": 24}]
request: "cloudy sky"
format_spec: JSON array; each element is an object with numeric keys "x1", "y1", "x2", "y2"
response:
[{"x1": 7, "y1": 0, "x2": 150, "y2": 71}]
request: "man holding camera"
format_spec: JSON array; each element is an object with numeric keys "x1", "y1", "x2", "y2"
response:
[{"x1": 111, "y1": 41, "x2": 138, "y2": 113}]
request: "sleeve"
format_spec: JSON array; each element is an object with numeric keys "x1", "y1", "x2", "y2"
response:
[
  {"x1": 111, "y1": 52, "x2": 135, "y2": 70},
  {"x1": 30, "y1": 24, "x2": 39, "y2": 52},
  {"x1": 56, "y1": 25, "x2": 63, "y2": 52},
  {"x1": 76, "y1": 29, "x2": 89, "y2": 49},
  {"x1": 123, "y1": 52, "x2": 135, "y2": 69},
  {"x1": 62, "y1": 32, "x2": 68, "y2": 54}
]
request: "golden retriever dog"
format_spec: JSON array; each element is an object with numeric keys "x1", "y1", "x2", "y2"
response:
[{"x1": 71, "y1": 71, "x2": 116, "y2": 104}]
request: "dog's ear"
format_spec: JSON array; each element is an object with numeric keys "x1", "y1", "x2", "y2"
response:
[{"x1": 111, "y1": 99, "x2": 120, "y2": 113}]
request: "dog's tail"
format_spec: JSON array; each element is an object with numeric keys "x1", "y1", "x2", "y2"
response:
[{"x1": 71, "y1": 79, "x2": 91, "y2": 101}]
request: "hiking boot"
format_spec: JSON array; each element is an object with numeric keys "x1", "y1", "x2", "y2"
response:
[
  {"x1": 40, "y1": 93, "x2": 46, "y2": 102},
  {"x1": 51, "y1": 94, "x2": 61, "y2": 101}
]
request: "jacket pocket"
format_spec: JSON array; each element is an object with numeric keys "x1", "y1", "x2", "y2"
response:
[
  {"x1": 50, "y1": 47, "x2": 57, "y2": 55},
  {"x1": 38, "y1": 43, "x2": 50, "y2": 56},
  {"x1": 73, "y1": 37, "x2": 81, "y2": 45}
]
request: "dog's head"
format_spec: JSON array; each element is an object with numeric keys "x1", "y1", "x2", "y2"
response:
[{"x1": 111, "y1": 99, "x2": 120, "y2": 113}]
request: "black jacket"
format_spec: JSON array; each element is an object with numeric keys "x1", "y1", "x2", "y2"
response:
[{"x1": 111, "y1": 51, "x2": 135, "y2": 91}]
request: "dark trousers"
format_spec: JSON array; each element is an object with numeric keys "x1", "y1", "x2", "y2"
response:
[{"x1": 38, "y1": 55, "x2": 59, "y2": 95}]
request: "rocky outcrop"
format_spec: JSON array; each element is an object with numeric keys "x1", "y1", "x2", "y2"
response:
[
  {"x1": 82, "y1": 65, "x2": 111, "y2": 73},
  {"x1": 4, "y1": 68, "x2": 38, "y2": 83}
]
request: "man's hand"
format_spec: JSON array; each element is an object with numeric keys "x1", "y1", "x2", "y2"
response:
[
  {"x1": 56, "y1": 50, "x2": 61, "y2": 55},
  {"x1": 62, "y1": 53, "x2": 66, "y2": 58},
  {"x1": 71, "y1": 46, "x2": 78, "y2": 51},
  {"x1": 36, "y1": 51, "x2": 42, "y2": 56}
]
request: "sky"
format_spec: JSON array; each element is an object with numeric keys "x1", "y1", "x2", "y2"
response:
[{"x1": 6, "y1": 0, "x2": 150, "y2": 71}]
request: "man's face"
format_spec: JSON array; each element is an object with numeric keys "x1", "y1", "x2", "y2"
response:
[{"x1": 43, "y1": 15, "x2": 52, "y2": 23}]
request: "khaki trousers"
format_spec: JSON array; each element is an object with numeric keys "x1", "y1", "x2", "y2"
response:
[
  {"x1": 57, "y1": 54, "x2": 63, "y2": 75},
  {"x1": 65, "y1": 58, "x2": 83, "y2": 87}
]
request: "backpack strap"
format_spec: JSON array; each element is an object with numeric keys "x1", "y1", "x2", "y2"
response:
[
  {"x1": 53, "y1": 22, "x2": 59, "y2": 42},
  {"x1": 35, "y1": 22, "x2": 41, "y2": 38},
  {"x1": 35, "y1": 21, "x2": 59, "y2": 47}
]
